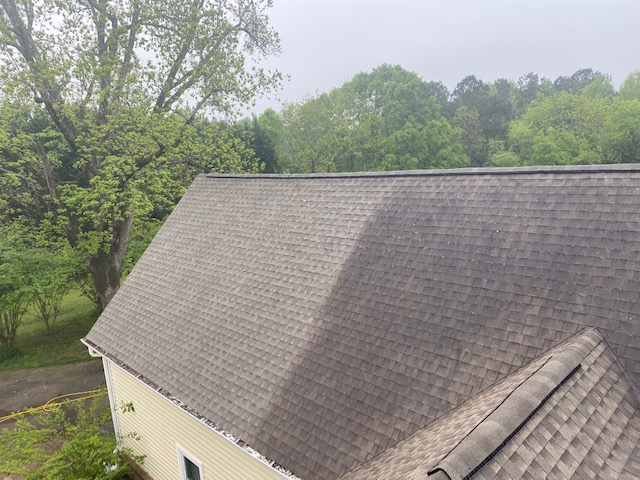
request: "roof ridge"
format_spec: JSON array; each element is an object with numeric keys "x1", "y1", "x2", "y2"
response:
[
  {"x1": 426, "y1": 327, "x2": 603, "y2": 480},
  {"x1": 206, "y1": 163, "x2": 640, "y2": 180}
]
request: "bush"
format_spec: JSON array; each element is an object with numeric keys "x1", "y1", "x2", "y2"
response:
[{"x1": 0, "y1": 390, "x2": 142, "y2": 479}]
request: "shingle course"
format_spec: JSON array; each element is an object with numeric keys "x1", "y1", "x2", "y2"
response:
[
  {"x1": 86, "y1": 166, "x2": 640, "y2": 479},
  {"x1": 471, "y1": 340, "x2": 640, "y2": 479},
  {"x1": 343, "y1": 329, "x2": 607, "y2": 480}
]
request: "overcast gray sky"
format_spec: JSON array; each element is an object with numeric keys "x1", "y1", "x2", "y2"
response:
[{"x1": 247, "y1": 0, "x2": 640, "y2": 114}]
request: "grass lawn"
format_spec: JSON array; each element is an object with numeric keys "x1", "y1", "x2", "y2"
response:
[{"x1": 0, "y1": 290, "x2": 101, "y2": 371}]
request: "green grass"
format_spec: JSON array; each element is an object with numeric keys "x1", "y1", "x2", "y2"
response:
[{"x1": 0, "y1": 290, "x2": 101, "y2": 371}]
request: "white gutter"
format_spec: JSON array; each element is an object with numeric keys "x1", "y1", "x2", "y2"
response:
[{"x1": 82, "y1": 339, "x2": 122, "y2": 446}]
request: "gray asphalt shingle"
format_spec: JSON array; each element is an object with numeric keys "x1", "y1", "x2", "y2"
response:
[{"x1": 86, "y1": 165, "x2": 640, "y2": 479}]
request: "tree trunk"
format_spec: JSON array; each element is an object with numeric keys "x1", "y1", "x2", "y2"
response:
[{"x1": 87, "y1": 212, "x2": 134, "y2": 309}]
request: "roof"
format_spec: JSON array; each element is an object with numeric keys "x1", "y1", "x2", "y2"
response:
[
  {"x1": 343, "y1": 328, "x2": 640, "y2": 479},
  {"x1": 86, "y1": 164, "x2": 640, "y2": 479}
]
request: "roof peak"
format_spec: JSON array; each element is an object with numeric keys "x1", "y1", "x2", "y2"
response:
[
  {"x1": 206, "y1": 163, "x2": 640, "y2": 180},
  {"x1": 428, "y1": 328, "x2": 603, "y2": 480}
]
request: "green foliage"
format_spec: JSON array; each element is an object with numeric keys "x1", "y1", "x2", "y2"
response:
[
  {"x1": 0, "y1": 259, "x2": 31, "y2": 350},
  {"x1": 608, "y1": 98, "x2": 640, "y2": 162},
  {"x1": 581, "y1": 74, "x2": 615, "y2": 98},
  {"x1": 380, "y1": 122, "x2": 424, "y2": 171},
  {"x1": 552, "y1": 68, "x2": 603, "y2": 94},
  {"x1": 0, "y1": 393, "x2": 141, "y2": 479},
  {"x1": 233, "y1": 114, "x2": 279, "y2": 173},
  {"x1": 0, "y1": 290, "x2": 100, "y2": 371},
  {"x1": 273, "y1": 65, "x2": 468, "y2": 173},
  {"x1": 450, "y1": 76, "x2": 522, "y2": 166},
  {"x1": 620, "y1": 70, "x2": 640, "y2": 100},
  {"x1": 0, "y1": 219, "x2": 81, "y2": 346},
  {"x1": 516, "y1": 73, "x2": 554, "y2": 115},
  {"x1": 251, "y1": 66, "x2": 640, "y2": 173},
  {"x1": 0, "y1": 0, "x2": 282, "y2": 308},
  {"x1": 452, "y1": 105, "x2": 486, "y2": 167},
  {"x1": 506, "y1": 89, "x2": 640, "y2": 165},
  {"x1": 0, "y1": 224, "x2": 38, "y2": 349},
  {"x1": 24, "y1": 241, "x2": 78, "y2": 332},
  {"x1": 487, "y1": 150, "x2": 521, "y2": 167},
  {"x1": 122, "y1": 219, "x2": 162, "y2": 277}
]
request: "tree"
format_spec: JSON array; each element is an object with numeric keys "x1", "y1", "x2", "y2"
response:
[
  {"x1": 0, "y1": 243, "x2": 36, "y2": 349},
  {"x1": 504, "y1": 91, "x2": 640, "y2": 165},
  {"x1": 581, "y1": 74, "x2": 615, "y2": 98},
  {"x1": 380, "y1": 122, "x2": 425, "y2": 171},
  {"x1": 516, "y1": 72, "x2": 553, "y2": 114},
  {"x1": 607, "y1": 98, "x2": 640, "y2": 163},
  {"x1": 0, "y1": 219, "x2": 79, "y2": 342},
  {"x1": 452, "y1": 105, "x2": 486, "y2": 166},
  {"x1": 274, "y1": 65, "x2": 468, "y2": 173},
  {"x1": 423, "y1": 81, "x2": 451, "y2": 115},
  {"x1": 278, "y1": 95, "x2": 341, "y2": 173},
  {"x1": 0, "y1": 0, "x2": 282, "y2": 308},
  {"x1": 619, "y1": 70, "x2": 640, "y2": 100},
  {"x1": 29, "y1": 247, "x2": 76, "y2": 332},
  {"x1": 234, "y1": 114, "x2": 279, "y2": 173},
  {"x1": 553, "y1": 68, "x2": 598, "y2": 94},
  {"x1": 450, "y1": 76, "x2": 520, "y2": 166}
]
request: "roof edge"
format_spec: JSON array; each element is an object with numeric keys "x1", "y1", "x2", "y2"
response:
[
  {"x1": 206, "y1": 164, "x2": 640, "y2": 180},
  {"x1": 427, "y1": 328, "x2": 603, "y2": 480},
  {"x1": 80, "y1": 338, "x2": 301, "y2": 480}
]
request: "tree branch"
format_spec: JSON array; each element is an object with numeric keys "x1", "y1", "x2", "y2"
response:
[
  {"x1": 33, "y1": 137, "x2": 60, "y2": 204},
  {"x1": 113, "y1": 0, "x2": 140, "y2": 104},
  {"x1": 153, "y1": 0, "x2": 204, "y2": 114},
  {"x1": 32, "y1": 138, "x2": 80, "y2": 246},
  {"x1": 0, "y1": 0, "x2": 78, "y2": 151}
]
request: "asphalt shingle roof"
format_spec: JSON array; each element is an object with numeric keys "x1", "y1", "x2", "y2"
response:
[
  {"x1": 472, "y1": 334, "x2": 640, "y2": 479},
  {"x1": 86, "y1": 165, "x2": 640, "y2": 479},
  {"x1": 342, "y1": 328, "x2": 627, "y2": 480}
]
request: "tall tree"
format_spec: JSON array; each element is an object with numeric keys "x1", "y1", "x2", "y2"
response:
[
  {"x1": 619, "y1": 70, "x2": 640, "y2": 100},
  {"x1": 516, "y1": 73, "x2": 553, "y2": 114},
  {"x1": 553, "y1": 68, "x2": 601, "y2": 94},
  {"x1": 581, "y1": 74, "x2": 615, "y2": 98},
  {"x1": 451, "y1": 75, "x2": 519, "y2": 166},
  {"x1": 275, "y1": 65, "x2": 468, "y2": 173},
  {"x1": 0, "y1": 0, "x2": 282, "y2": 307},
  {"x1": 508, "y1": 92, "x2": 619, "y2": 165}
]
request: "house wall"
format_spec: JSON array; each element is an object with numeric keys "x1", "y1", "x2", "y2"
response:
[{"x1": 109, "y1": 361, "x2": 288, "y2": 480}]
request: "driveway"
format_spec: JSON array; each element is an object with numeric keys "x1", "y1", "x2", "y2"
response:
[{"x1": 0, "y1": 360, "x2": 105, "y2": 422}]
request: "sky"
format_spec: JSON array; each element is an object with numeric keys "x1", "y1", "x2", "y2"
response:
[{"x1": 247, "y1": 0, "x2": 640, "y2": 114}]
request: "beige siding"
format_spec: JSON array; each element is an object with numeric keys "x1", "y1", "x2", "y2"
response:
[{"x1": 109, "y1": 361, "x2": 288, "y2": 480}]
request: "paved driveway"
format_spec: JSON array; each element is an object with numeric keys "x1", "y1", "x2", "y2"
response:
[{"x1": 0, "y1": 360, "x2": 105, "y2": 421}]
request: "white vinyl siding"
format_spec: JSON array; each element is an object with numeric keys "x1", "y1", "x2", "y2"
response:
[{"x1": 109, "y1": 361, "x2": 288, "y2": 480}]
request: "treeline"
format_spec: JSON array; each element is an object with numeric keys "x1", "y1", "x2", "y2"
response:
[{"x1": 236, "y1": 65, "x2": 640, "y2": 172}]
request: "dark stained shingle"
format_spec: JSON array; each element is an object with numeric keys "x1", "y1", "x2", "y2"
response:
[{"x1": 86, "y1": 165, "x2": 640, "y2": 479}]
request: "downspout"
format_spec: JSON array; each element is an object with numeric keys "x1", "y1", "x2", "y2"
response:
[{"x1": 83, "y1": 340, "x2": 122, "y2": 447}]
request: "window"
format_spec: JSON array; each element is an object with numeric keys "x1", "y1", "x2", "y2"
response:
[{"x1": 177, "y1": 446, "x2": 203, "y2": 480}]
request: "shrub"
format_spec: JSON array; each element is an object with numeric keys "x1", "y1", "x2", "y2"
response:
[{"x1": 0, "y1": 390, "x2": 142, "y2": 479}]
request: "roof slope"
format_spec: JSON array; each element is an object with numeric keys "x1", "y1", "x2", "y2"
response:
[
  {"x1": 86, "y1": 165, "x2": 640, "y2": 479},
  {"x1": 345, "y1": 328, "x2": 640, "y2": 479},
  {"x1": 470, "y1": 335, "x2": 640, "y2": 479}
]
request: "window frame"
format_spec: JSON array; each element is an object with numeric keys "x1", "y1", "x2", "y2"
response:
[{"x1": 176, "y1": 445, "x2": 204, "y2": 480}]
